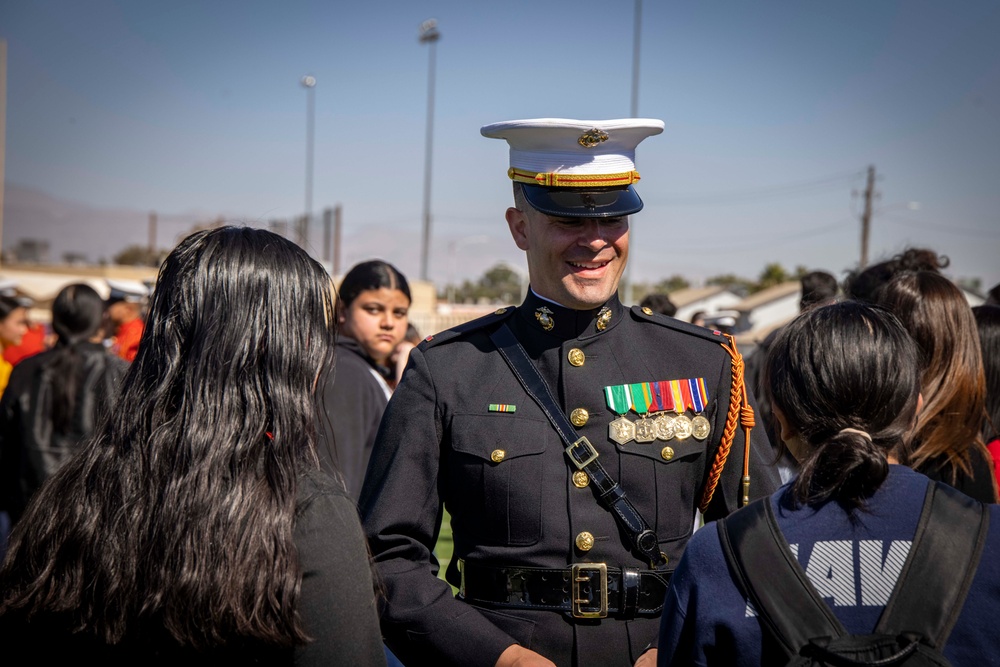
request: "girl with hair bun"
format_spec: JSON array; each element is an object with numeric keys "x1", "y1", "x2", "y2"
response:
[
  {"x1": 0, "y1": 283, "x2": 127, "y2": 526},
  {"x1": 658, "y1": 302, "x2": 1000, "y2": 665},
  {"x1": 0, "y1": 228, "x2": 386, "y2": 665}
]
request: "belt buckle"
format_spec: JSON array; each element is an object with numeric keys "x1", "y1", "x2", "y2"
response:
[
  {"x1": 571, "y1": 563, "x2": 608, "y2": 618},
  {"x1": 566, "y1": 436, "x2": 599, "y2": 470}
]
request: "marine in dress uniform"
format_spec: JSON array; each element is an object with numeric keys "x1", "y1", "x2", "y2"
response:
[{"x1": 359, "y1": 119, "x2": 780, "y2": 667}]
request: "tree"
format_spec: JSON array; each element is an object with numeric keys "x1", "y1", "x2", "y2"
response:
[
  {"x1": 656, "y1": 274, "x2": 690, "y2": 293},
  {"x1": 755, "y1": 262, "x2": 790, "y2": 292},
  {"x1": 442, "y1": 263, "x2": 524, "y2": 304},
  {"x1": 113, "y1": 245, "x2": 169, "y2": 267},
  {"x1": 706, "y1": 273, "x2": 754, "y2": 297}
]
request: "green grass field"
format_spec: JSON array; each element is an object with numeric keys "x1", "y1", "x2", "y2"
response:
[{"x1": 434, "y1": 509, "x2": 457, "y2": 594}]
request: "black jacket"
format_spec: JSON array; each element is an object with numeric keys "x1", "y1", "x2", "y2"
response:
[
  {"x1": 360, "y1": 292, "x2": 780, "y2": 667},
  {"x1": 318, "y1": 337, "x2": 391, "y2": 500},
  {"x1": 0, "y1": 343, "x2": 127, "y2": 523}
]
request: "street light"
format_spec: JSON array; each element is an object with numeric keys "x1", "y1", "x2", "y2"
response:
[
  {"x1": 623, "y1": 0, "x2": 642, "y2": 306},
  {"x1": 301, "y1": 75, "x2": 316, "y2": 248},
  {"x1": 419, "y1": 19, "x2": 440, "y2": 282}
]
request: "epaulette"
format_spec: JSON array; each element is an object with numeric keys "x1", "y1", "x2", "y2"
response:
[
  {"x1": 418, "y1": 306, "x2": 517, "y2": 350},
  {"x1": 629, "y1": 305, "x2": 728, "y2": 345}
]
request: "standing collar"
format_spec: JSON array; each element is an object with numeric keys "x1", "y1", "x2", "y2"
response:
[{"x1": 515, "y1": 288, "x2": 625, "y2": 340}]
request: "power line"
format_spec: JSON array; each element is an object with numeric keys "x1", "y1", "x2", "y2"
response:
[
  {"x1": 653, "y1": 169, "x2": 866, "y2": 206},
  {"x1": 660, "y1": 220, "x2": 848, "y2": 252},
  {"x1": 881, "y1": 214, "x2": 1000, "y2": 237}
]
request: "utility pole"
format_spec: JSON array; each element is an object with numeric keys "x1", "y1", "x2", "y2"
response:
[
  {"x1": 333, "y1": 204, "x2": 342, "y2": 276},
  {"x1": 623, "y1": 0, "x2": 642, "y2": 306},
  {"x1": 419, "y1": 19, "x2": 440, "y2": 282},
  {"x1": 0, "y1": 41, "x2": 7, "y2": 264},
  {"x1": 301, "y1": 75, "x2": 316, "y2": 244},
  {"x1": 322, "y1": 207, "x2": 332, "y2": 264},
  {"x1": 148, "y1": 211, "x2": 157, "y2": 255},
  {"x1": 860, "y1": 165, "x2": 876, "y2": 269}
]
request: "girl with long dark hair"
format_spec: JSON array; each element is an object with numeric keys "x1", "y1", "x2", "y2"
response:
[
  {"x1": 0, "y1": 227, "x2": 386, "y2": 665},
  {"x1": 320, "y1": 259, "x2": 410, "y2": 499},
  {"x1": 874, "y1": 271, "x2": 996, "y2": 502},
  {"x1": 657, "y1": 302, "x2": 1000, "y2": 665},
  {"x1": 0, "y1": 283, "x2": 126, "y2": 525}
]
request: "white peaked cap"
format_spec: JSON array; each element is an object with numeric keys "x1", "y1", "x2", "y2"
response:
[{"x1": 480, "y1": 118, "x2": 664, "y2": 187}]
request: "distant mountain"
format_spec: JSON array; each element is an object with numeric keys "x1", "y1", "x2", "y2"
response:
[
  {"x1": 1, "y1": 185, "x2": 222, "y2": 264},
  {"x1": 0, "y1": 185, "x2": 519, "y2": 285}
]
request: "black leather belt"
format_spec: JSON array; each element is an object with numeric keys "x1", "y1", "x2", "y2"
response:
[{"x1": 458, "y1": 560, "x2": 671, "y2": 619}]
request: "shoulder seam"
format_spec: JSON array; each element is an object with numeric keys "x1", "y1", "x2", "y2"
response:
[
  {"x1": 629, "y1": 305, "x2": 728, "y2": 344},
  {"x1": 419, "y1": 307, "x2": 516, "y2": 349}
]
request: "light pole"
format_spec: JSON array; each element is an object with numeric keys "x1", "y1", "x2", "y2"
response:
[
  {"x1": 623, "y1": 0, "x2": 642, "y2": 305},
  {"x1": 301, "y1": 75, "x2": 316, "y2": 248},
  {"x1": 419, "y1": 19, "x2": 440, "y2": 282}
]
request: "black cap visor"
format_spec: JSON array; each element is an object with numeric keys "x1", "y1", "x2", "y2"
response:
[{"x1": 521, "y1": 184, "x2": 643, "y2": 218}]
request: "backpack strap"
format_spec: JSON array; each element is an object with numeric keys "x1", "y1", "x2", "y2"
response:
[
  {"x1": 718, "y1": 498, "x2": 848, "y2": 658},
  {"x1": 875, "y1": 480, "x2": 989, "y2": 647}
]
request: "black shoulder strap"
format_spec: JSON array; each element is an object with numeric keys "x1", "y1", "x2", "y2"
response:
[
  {"x1": 720, "y1": 481, "x2": 991, "y2": 658},
  {"x1": 717, "y1": 499, "x2": 847, "y2": 658},
  {"x1": 488, "y1": 322, "x2": 667, "y2": 569},
  {"x1": 875, "y1": 481, "x2": 989, "y2": 646}
]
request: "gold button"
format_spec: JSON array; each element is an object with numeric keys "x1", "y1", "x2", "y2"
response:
[
  {"x1": 494, "y1": 307, "x2": 507, "y2": 315},
  {"x1": 575, "y1": 531, "x2": 595, "y2": 552},
  {"x1": 572, "y1": 471, "x2": 590, "y2": 488},
  {"x1": 642, "y1": 306, "x2": 653, "y2": 315},
  {"x1": 491, "y1": 449, "x2": 506, "y2": 463},
  {"x1": 660, "y1": 446, "x2": 674, "y2": 461},
  {"x1": 570, "y1": 408, "x2": 589, "y2": 427},
  {"x1": 568, "y1": 348, "x2": 585, "y2": 367}
]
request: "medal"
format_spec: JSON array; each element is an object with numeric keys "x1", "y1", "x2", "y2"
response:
[
  {"x1": 654, "y1": 413, "x2": 676, "y2": 441},
  {"x1": 628, "y1": 382, "x2": 656, "y2": 443},
  {"x1": 691, "y1": 415, "x2": 711, "y2": 440},
  {"x1": 634, "y1": 417, "x2": 656, "y2": 443},
  {"x1": 604, "y1": 384, "x2": 634, "y2": 445},
  {"x1": 609, "y1": 416, "x2": 636, "y2": 445},
  {"x1": 673, "y1": 415, "x2": 693, "y2": 440}
]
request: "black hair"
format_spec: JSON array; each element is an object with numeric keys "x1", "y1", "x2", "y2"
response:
[
  {"x1": 765, "y1": 301, "x2": 921, "y2": 511},
  {"x1": 844, "y1": 247, "x2": 948, "y2": 303},
  {"x1": 46, "y1": 284, "x2": 106, "y2": 433},
  {"x1": 0, "y1": 227, "x2": 337, "y2": 649},
  {"x1": 799, "y1": 271, "x2": 838, "y2": 310},
  {"x1": 974, "y1": 305, "x2": 1000, "y2": 443},
  {"x1": 338, "y1": 260, "x2": 411, "y2": 315},
  {"x1": 639, "y1": 293, "x2": 677, "y2": 317},
  {"x1": 0, "y1": 294, "x2": 22, "y2": 320},
  {"x1": 986, "y1": 283, "x2": 1000, "y2": 307}
]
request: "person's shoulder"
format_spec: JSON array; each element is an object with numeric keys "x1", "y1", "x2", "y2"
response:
[
  {"x1": 6, "y1": 348, "x2": 52, "y2": 377},
  {"x1": 418, "y1": 306, "x2": 517, "y2": 351},
  {"x1": 298, "y1": 467, "x2": 351, "y2": 502},
  {"x1": 628, "y1": 306, "x2": 731, "y2": 348}
]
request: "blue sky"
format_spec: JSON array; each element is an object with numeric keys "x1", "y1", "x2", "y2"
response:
[{"x1": 2, "y1": 0, "x2": 998, "y2": 289}]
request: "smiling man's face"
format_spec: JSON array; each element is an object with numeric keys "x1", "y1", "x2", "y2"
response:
[{"x1": 505, "y1": 203, "x2": 629, "y2": 310}]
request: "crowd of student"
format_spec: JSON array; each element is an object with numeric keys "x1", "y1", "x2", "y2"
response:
[{"x1": 0, "y1": 230, "x2": 997, "y2": 665}]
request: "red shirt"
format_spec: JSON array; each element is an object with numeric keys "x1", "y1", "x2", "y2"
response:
[
  {"x1": 114, "y1": 318, "x2": 144, "y2": 362},
  {"x1": 3, "y1": 323, "x2": 46, "y2": 365}
]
